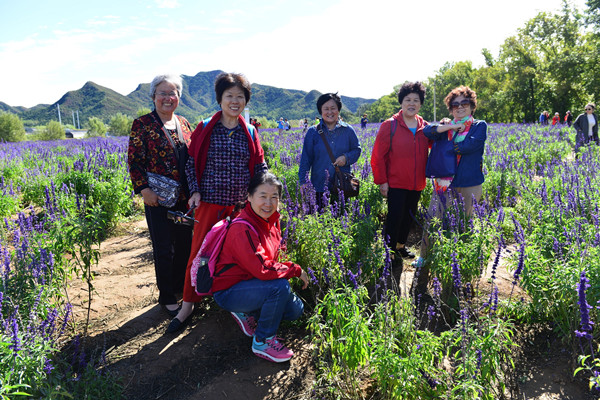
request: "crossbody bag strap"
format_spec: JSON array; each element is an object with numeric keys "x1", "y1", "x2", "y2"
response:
[
  {"x1": 317, "y1": 124, "x2": 337, "y2": 164},
  {"x1": 161, "y1": 118, "x2": 185, "y2": 161}
]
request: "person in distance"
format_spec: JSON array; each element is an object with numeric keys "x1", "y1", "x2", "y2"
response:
[{"x1": 573, "y1": 103, "x2": 598, "y2": 150}]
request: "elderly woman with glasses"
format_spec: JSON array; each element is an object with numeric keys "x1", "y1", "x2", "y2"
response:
[
  {"x1": 412, "y1": 85, "x2": 487, "y2": 294},
  {"x1": 128, "y1": 74, "x2": 194, "y2": 318},
  {"x1": 573, "y1": 103, "x2": 599, "y2": 149}
]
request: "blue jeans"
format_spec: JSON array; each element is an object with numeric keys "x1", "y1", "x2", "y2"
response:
[{"x1": 213, "y1": 278, "x2": 304, "y2": 341}]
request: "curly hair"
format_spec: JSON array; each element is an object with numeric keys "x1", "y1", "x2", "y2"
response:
[
  {"x1": 444, "y1": 86, "x2": 477, "y2": 112},
  {"x1": 397, "y1": 81, "x2": 426, "y2": 104}
]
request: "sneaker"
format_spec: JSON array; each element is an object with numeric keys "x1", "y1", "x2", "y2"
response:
[
  {"x1": 252, "y1": 336, "x2": 294, "y2": 363},
  {"x1": 397, "y1": 247, "x2": 415, "y2": 258},
  {"x1": 230, "y1": 312, "x2": 257, "y2": 337},
  {"x1": 411, "y1": 257, "x2": 425, "y2": 268}
]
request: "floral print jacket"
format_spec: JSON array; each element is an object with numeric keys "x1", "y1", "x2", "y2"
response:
[{"x1": 127, "y1": 110, "x2": 193, "y2": 199}]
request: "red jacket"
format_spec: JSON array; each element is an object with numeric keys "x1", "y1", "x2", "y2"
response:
[
  {"x1": 188, "y1": 111, "x2": 265, "y2": 182},
  {"x1": 211, "y1": 205, "x2": 301, "y2": 292},
  {"x1": 370, "y1": 111, "x2": 431, "y2": 191}
]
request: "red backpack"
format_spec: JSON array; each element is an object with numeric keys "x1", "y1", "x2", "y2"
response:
[{"x1": 190, "y1": 217, "x2": 257, "y2": 296}]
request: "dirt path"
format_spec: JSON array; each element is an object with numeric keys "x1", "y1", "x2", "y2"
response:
[{"x1": 67, "y1": 220, "x2": 591, "y2": 399}]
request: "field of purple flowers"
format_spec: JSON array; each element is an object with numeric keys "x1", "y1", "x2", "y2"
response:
[{"x1": 1, "y1": 123, "x2": 599, "y2": 398}]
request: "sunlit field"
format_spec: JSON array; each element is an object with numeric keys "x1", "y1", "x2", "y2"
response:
[{"x1": 1, "y1": 122, "x2": 598, "y2": 398}]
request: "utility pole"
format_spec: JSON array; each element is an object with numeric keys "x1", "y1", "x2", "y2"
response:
[
  {"x1": 433, "y1": 82, "x2": 437, "y2": 122},
  {"x1": 57, "y1": 104, "x2": 62, "y2": 125}
]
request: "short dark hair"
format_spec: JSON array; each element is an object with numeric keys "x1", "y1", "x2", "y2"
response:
[
  {"x1": 248, "y1": 172, "x2": 282, "y2": 198},
  {"x1": 316, "y1": 92, "x2": 342, "y2": 115},
  {"x1": 444, "y1": 86, "x2": 477, "y2": 112},
  {"x1": 397, "y1": 81, "x2": 426, "y2": 104},
  {"x1": 214, "y1": 72, "x2": 251, "y2": 104}
]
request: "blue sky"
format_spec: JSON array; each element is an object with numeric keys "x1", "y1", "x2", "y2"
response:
[{"x1": 0, "y1": 0, "x2": 588, "y2": 108}]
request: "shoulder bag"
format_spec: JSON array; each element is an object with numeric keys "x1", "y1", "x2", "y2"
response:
[
  {"x1": 317, "y1": 124, "x2": 360, "y2": 198},
  {"x1": 425, "y1": 130, "x2": 458, "y2": 178},
  {"x1": 147, "y1": 115, "x2": 189, "y2": 208}
]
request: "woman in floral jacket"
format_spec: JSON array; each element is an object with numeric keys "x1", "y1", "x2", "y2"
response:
[{"x1": 128, "y1": 74, "x2": 193, "y2": 318}]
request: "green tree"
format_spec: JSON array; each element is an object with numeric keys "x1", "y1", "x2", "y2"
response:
[
  {"x1": 137, "y1": 107, "x2": 151, "y2": 117},
  {"x1": 363, "y1": 87, "x2": 400, "y2": 123},
  {"x1": 586, "y1": 0, "x2": 600, "y2": 27},
  {"x1": 40, "y1": 120, "x2": 64, "y2": 141},
  {"x1": 86, "y1": 117, "x2": 107, "y2": 137},
  {"x1": 108, "y1": 113, "x2": 133, "y2": 136},
  {"x1": 0, "y1": 112, "x2": 26, "y2": 142},
  {"x1": 496, "y1": 5, "x2": 587, "y2": 121}
]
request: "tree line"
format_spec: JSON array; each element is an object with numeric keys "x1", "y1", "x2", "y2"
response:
[
  {"x1": 2, "y1": 1, "x2": 599, "y2": 142},
  {"x1": 364, "y1": 1, "x2": 600, "y2": 123}
]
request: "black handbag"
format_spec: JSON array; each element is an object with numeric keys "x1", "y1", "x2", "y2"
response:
[{"x1": 317, "y1": 124, "x2": 360, "y2": 198}]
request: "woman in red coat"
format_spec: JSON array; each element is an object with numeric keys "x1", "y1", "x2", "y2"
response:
[
  {"x1": 213, "y1": 172, "x2": 309, "y2": 362},
  {"x1": 370, "y1": 82, "x2": 431, "y2": 269}
]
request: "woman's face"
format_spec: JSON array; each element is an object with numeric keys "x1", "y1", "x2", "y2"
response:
[
  {"x1": 320, "y1": 99, "x2": 340, "y2": 127},
  {"x1": 248, "y1": 183, "x2": 280, "y2": 220},
  {"x1": 220, "y1": 86, "x2": 247, "y2": 120},
  {"x1": 401, "y1": 93, "x2": 422, "y2": 118},
  {"x1": 585, "y1": 105, "x2": 595, "y2": 115},
  {"x1": 153, "y1": 81, "x2": 180, "y2": 116},
  {"x1": 450, "y1": 95, "x2": 472, "y2": 120}
]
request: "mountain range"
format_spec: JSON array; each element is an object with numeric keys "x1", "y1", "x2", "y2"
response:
[{"x1": 0, "y1": 70, "x2": 376, "y2": 125}]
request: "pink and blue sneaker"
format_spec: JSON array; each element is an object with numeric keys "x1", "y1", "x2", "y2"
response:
[{"x1": 252, "y1": 336, "x2": 294, "y2": 363}]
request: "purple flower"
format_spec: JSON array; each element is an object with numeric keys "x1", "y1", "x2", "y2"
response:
[
  {"x1": 577, "y1": 269, "x2": 594, "y2": 333},
  {"x1": 451, "y1": 251, "x2": 462, "y2": 291},
  {"x1": 512, "y1": 243, "x2": 525, "y2": 285}
]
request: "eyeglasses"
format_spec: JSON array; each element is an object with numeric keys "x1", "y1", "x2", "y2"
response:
[
  {"x1": 156, "y1": 91, "x2": 178, "y2": 98},
  {"x1": 451, "y1": 99, "x2": 471, "y2": 109},
  {"x1": 585, "y1": 108, "x2": 593, "y2": 111}
]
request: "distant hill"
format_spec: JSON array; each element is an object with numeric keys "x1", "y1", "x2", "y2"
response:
[{"x1": 8, "y1": 70, "x2": 376, "y2": 125}]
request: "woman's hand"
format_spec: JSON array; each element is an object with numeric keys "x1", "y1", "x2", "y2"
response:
[
  {"x1": 299, "y1": 269, "x2": 310, "y2": 290},
  {"x1": 141, "y1": 187, "x2": 162, "y2": 207},
  {"x1": 379, "y1": 183, "x2": 389, "y2": 198},
  {"x1": 453, "y1": 123, "x2": 466, "y2": 133},
  {"x1": 333, "y1": 154, "x2": 347, "y2": 167},
  {"x1": 188, "y1": 192, "x2": 201, "y2": 208}
]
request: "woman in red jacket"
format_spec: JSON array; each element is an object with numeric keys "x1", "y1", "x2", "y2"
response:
[
  {"x1": 212, "y1": 172, "x2": 309, "y2": 363},
  {"x1": 370, "y1": 82, "x2": 431, "y2": 269},
  {"x1": 168, "y1": 72, "x2": 267, "y2": 333}
]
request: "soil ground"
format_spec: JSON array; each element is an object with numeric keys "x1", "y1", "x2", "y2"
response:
[{"x1": 65, "y1": 218, "x2": 594, "y2": 399}]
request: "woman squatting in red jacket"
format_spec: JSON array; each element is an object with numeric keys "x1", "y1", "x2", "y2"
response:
[{"x1": 212, "y1": 172, "x2": 310, "y2": 363}]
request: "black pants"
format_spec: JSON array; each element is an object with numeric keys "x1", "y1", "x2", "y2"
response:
[
  {"x1": 144, "y1": 201, "x2": 193, "y2": 306},
  {"x1": 384, "y1": 188, "x2": 421, "y2": 249}
]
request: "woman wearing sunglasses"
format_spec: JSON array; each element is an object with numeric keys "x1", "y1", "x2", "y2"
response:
[
  {"x1": 412, "y1": 86, "x2": 487, "y2": 294},
  {"x1": 573, "y1": 103, "x2": 598, "y2": 150}
]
